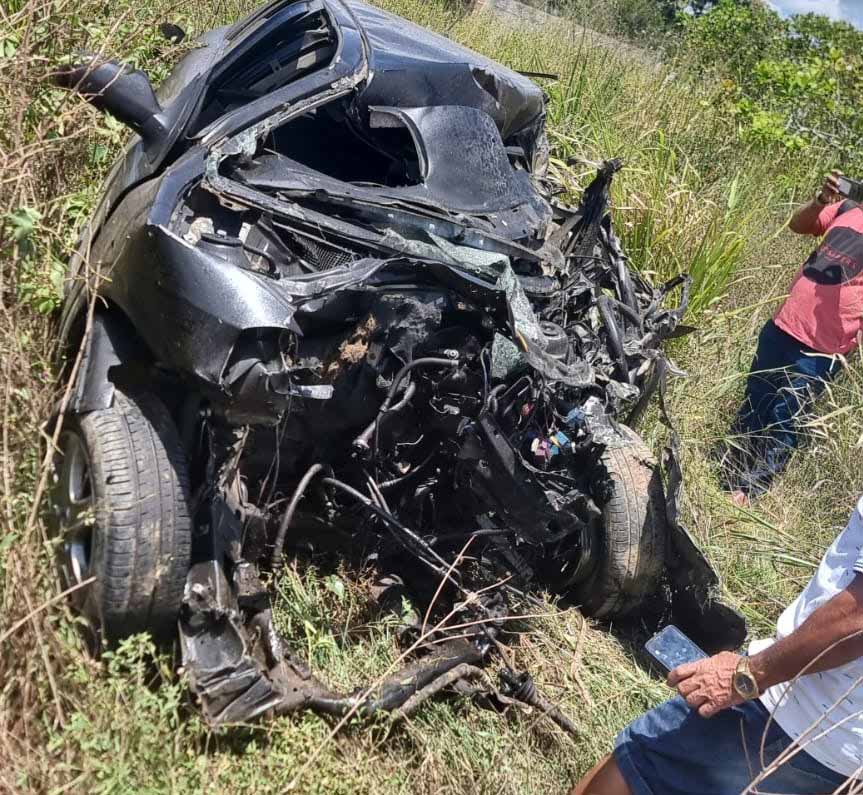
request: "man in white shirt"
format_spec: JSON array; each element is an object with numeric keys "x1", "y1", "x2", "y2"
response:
[{"x1": 569, "y1": 497, "x2": 863, "y2": 794}]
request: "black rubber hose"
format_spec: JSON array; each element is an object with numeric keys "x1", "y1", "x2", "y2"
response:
[
  {"x1": 354, "y1": 382, "x2": 416, "y2": 449},
  {"x1": 485, "y1": 383, "x2": 508, "y2": 414},
  {"x1": 379, "y1": 451, "x2": 434, "y2": 490},
  {"x1": 354, "y1": 357, "x2": 458, "y2": 451},
  {"x1": 597, "y1": 295, "x2": 631, "y2": 384},
  {"x1": 625, "y1": 357, "x2": 665, "y2": 428},
  {"x1": 381, "y1": 357, "x2": 459, "y2": 414},
  {"x1": 617, "y1": 256, "x2": 639, "y2": 313},
  {"x1": 271, "y1": 463, "x2": 324, "y2": 567},
  {"x1": 496, "y1": 375, "x2": 533, "y2": 418},
  {"x1": 320, "y1": 476, "x2": 458, "y2": 584},
  {"x1": 644, "y1": 273, "x2": 690, "y2": 322},
  {"x1": 608, "y1": 297, "x2": 644, "y2": 335}
]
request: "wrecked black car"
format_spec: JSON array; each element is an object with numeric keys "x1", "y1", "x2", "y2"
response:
[{"x1": 49, "y1": 0, "x2": 744, "y2": 726}]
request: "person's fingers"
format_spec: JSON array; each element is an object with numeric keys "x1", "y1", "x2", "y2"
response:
[
  {"x1": 822, "y1": 176, "x2": 841, "y2": 201},
  {"x1": 685, "y1": 691, "x2": 708, "y2": 710},
  {"x1": 677, "y1": 678, "x2": 700, "y2": 697},
  {"x1": 698, "y1": 702, "x2": 718, "y2": 719},
  {"x1": 667, "y1": 662, "x2": 696, "y2": 686}
]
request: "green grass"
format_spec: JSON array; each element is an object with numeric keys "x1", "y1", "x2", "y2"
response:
[{"x1": 3, "y1": 0, "x2": 863, "y2": 792}]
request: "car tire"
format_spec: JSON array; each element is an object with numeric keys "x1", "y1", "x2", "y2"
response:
[
  {"x1": 50, "y1": 387, "x2": 192, "y2": 646},
  {"x1": 574, "y1": 430, "x2": 666, "y2": 619}
]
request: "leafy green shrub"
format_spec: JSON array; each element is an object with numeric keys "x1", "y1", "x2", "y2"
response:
[{"x1": 679, "y1": 1, "x2": 863, "y2": 169}]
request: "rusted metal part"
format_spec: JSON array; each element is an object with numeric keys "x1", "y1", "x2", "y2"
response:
[
  {"x1": 274, "y1": 640, "x2": 489, "y2": 718},
  {"x1": 499, "y1": 669, "x2": 580, "y2": 738}
]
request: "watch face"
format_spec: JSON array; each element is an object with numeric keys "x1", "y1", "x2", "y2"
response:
[{"x1": 734, "y1": 672, "x2": 757, "y2": 699}]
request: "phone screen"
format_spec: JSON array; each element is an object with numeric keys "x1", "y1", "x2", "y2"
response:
[
  {"x1": 837, "y1": 176, "x2": 863, "y2": 203},
  {"x1": 645, "y1": 625, "x2": 708, "y2": 672}
]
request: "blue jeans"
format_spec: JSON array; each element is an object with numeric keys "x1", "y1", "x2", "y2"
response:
[
  {"x1": 615, "y1": 697, "x2": 848, "y2": 795},
  {"x1": 722, "y1": 320, "x2": 840, "y2": 497}
]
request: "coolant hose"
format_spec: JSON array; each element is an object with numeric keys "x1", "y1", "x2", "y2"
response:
[{"x1": 271, "y1": 463, "x2": 325, "y2": 567}]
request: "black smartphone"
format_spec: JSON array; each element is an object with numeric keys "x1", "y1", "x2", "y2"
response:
[
  {"x1": 645, "y1": 625, "x2": 708, "y2": 672},
  {"x1": 836, "y1": 176, "x2": 863, "y2": 203}
]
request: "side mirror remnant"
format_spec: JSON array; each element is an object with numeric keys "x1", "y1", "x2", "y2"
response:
[{"x1": 52, "y1": 56, "x2": 167, "y2": 147}]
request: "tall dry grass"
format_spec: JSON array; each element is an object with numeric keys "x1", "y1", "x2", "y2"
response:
[
  {"x1": 1, "y1": 0, "x2": 861, "y2": 792},
  {"x1": 0, "y1": 0, "x2": 253, "y2": 787}
]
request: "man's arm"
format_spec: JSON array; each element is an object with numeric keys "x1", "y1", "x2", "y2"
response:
[
  {"x1": 750, "y1": 573, "x2": 863, "y2": 688},
  {"x1": 789, "y1": 170, "x2": 842, "y2": 235},
  {"x1": 668, "y1": 573, "x2": 863, "y2": 718}
]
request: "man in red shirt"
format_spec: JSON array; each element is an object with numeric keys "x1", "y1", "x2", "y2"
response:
[{"x1": 720, "y1": 171, "x2": 859, "y2": 504}]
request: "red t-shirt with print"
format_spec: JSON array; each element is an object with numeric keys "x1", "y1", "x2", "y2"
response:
[{"x1": 774, "y1": 199, "x2": 863, "y2": 354}]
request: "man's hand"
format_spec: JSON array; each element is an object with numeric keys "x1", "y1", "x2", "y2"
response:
[
  {"x1": 790, "y1": 169, "x2": 843, "y2": 233},
  {"x1": 667, "y1": 651, "x2": 744, "y2": 719},
  {"x1": 818, "y1": 170, "x2": 843, "y2": 205}
]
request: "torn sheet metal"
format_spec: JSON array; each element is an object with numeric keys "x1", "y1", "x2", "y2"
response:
[{"x1": 53, "y1": 0, "x2": 744, "y2": 731}]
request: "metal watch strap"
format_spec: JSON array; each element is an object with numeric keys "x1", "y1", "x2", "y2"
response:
[{"x1": 733, "y1": 656, "x2": 760, "y2": 701}]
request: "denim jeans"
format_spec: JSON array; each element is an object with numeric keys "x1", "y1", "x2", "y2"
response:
[
  {"x1": 615, "y1": 697, "x2": 849, "y2": 795},
  {"x1": 721, "y1": 320, "x2": 840, "y2": 497}
]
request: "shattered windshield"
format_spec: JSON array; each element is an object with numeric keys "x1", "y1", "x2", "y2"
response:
[{"x1": 190, "y1": 1, "x2": 337, "y2": 133}]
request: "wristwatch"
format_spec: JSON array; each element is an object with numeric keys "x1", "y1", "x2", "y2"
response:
[{"x1": 732, "y1": 656, "x2": 760, "y2": 701}]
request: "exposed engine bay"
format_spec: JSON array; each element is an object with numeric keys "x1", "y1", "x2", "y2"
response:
[{"x1": 175, "y1": 154, "x2": 740, "y2": 724}]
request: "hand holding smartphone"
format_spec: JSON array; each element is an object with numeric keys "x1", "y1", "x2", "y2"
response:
[
  {"x1": 645, "y1": 625, "x2": 708, "y2": 673},
  {"x1": 836, "y1": 175, "x2": 863, "y2": 203}
]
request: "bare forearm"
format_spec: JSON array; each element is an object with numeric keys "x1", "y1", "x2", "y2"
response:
[
  {"x1": 789, "y1": 199, "x2": 826, "y2": 235},
  {"x1": 789, "y1": 170, "x2": 842, "y2": 234},
  {"x1": 750, "y1": 577, "x2": 863, "y2": 691},
  {"x1": 668, "y1": 575, "x2": 863, "y2": 719}
]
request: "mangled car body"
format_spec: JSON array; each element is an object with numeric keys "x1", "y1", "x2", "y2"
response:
[{"x1": 50, "y1": 0, "x2": 745, "y2": 726}]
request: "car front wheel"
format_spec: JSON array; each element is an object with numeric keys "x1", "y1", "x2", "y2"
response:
[
  {"x1": 49, "y1": 387, "x2": 192, "y2": 647},
  {"x1": 571, "y1": 430, "x2": 667, "y2": 620}
]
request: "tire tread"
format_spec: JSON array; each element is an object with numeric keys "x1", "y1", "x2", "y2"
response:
[
  {"x1": 577, "y1": 433, "x2": 666, "y2": 619},
  {"x1": 78, "y1": 388, "x2": 191, "y2": 641}
]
